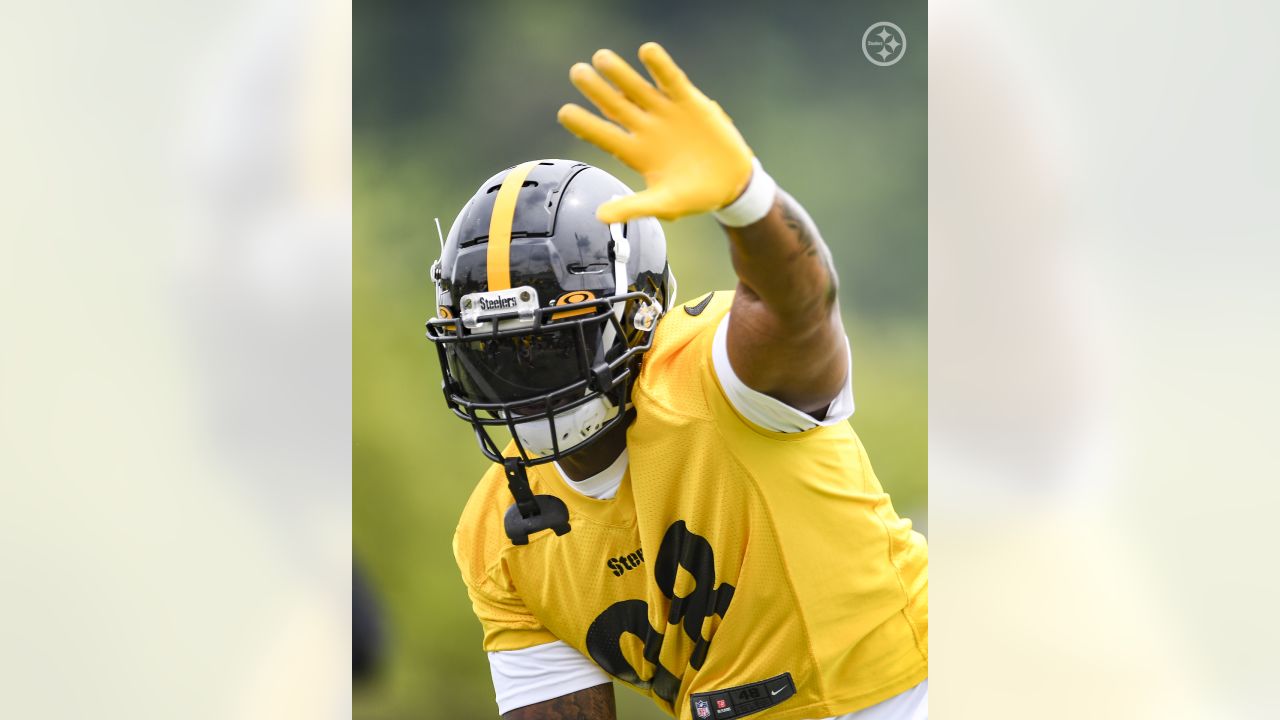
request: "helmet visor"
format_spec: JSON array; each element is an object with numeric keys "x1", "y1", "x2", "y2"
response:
[{"x1": 444, "y1": 323, "x2": 600, "y2": 406}]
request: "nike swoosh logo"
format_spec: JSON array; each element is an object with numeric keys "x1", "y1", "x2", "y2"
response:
[
  {"x1": 683, "y1": 292, "x2": 714, "y2": 316},
  {"x1": 770, "y1": 686, "x2": 787, "y2": 696}
]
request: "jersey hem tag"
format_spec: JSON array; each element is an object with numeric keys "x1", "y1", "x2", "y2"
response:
[{"x1": 689, "y1": 671, "x2": 795, "y2": 719}]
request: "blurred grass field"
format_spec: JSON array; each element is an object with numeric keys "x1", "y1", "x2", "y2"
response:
[{"x1": 355, "y1": 2, "x2": 924, "y2": 717}]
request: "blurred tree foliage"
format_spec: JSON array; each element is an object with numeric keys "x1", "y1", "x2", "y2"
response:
[{"x1": 354, "y1": 2, "x2": 925, "y2": 717}]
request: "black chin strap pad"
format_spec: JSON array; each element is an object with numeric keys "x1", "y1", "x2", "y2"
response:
[{"x1": 501, "y1": 458, "x2": 572, "y2": 545}]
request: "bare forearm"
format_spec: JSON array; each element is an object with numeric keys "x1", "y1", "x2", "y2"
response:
[
  {"x1": 503, "y1": 683, "x2": 617, "y2": 720},
  {"x1": 723, "y1": 188, "x2": 839, "y2": 325},
  {"x1": 721, "y1": 188, "x2": 847, "y2": 412}
]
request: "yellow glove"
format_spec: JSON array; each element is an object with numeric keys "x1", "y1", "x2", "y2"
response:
[{"x1": 557, "y1": 42, "x2": 754, "y2": 224}]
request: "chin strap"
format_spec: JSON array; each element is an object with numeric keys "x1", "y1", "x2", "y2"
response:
[
  {"x1": 501, "y1": 458, "x2": 571, "y2": 545},
  {"x1": 502, "y1": 458, "x2": 539, "y2": 518}
]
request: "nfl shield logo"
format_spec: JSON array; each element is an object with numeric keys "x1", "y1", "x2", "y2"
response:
[{"x1": 695, "y1": 699, "x2": 711, "y2": 719}]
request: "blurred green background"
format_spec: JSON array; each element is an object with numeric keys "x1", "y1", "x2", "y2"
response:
[{"x1": 354, "y1": 1, "x2": 925, "y2": 717}]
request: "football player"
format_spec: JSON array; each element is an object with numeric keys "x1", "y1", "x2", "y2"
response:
[{"x1": 425, "y1": 43, "x2": 927, "y2": 720}]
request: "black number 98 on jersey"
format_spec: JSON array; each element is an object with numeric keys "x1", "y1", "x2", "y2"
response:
[{"x1": 584, "y1": 521, "x2": 737, "y2": 707}]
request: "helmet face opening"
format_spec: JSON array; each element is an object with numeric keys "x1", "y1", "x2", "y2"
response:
[
  {"x1": 445, "y1": 322, "x2": 604, "y2": 406},
  {"x1": 427, "y1": 291, "x2": 651, "y2": 464},
  {"x1": 425, "y1": 159, "x2": 671, "y2": 466}
]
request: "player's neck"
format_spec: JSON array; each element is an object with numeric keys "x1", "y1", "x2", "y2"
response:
[{"x1": 557, "y1": 412, "x2": 632, "y2": 482}]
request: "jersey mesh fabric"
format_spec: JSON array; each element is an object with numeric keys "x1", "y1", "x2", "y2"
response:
[{"x1": 452, "y1": 291, "x2": 928, "y2": 720}]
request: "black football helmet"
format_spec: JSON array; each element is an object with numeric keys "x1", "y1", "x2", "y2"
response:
[{"x1": 425, "y1": 159, "x2": 674, "y2": 542}]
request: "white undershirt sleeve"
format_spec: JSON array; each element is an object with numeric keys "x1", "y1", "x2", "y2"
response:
[
  {"x1": 712, "y1": 313, "x2": 855, "y2": 433},
  {"x1": 487, "y1": 640, "x2": 613, "y2": 715}
]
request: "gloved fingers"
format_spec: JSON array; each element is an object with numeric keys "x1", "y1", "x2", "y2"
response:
[
  {"x1": 596, "y1": 189, "x2": 676, "y2": 224},
  {"x1": 557, "y1": 103, "x2": 636, "y2": 161},
  {"x1": 592, "y1": 48, "x2": 666, "y2": 111},
  {"x1": 638, "y1": 42, "x2": 693, "y2": 101},
  {"x1": 569, "y1": 62, "x2": 645, "y2": 130}
]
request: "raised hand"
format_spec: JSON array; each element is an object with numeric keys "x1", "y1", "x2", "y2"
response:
[{"x1": 558, "y1": 42, "x2": 755, "y2": 224}]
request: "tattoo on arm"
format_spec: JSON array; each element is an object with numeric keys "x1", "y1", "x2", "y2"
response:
[
  {"x1": 780, "y1": 198, "x2": 817, "y2": 257},
  {"x1": 778, "y1": 193, "x2": 839, "y2": 307},
  {"x1": 503, "y1": 683, "x2": 617, "y2": 720}
]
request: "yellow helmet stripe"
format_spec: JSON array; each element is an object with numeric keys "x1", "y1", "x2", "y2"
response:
[{"x1": 486, "y1": 160, "x2": 539, "y2": 291}]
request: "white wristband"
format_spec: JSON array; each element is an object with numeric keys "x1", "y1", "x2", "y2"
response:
[{"x1": 713, "y1": 158, "x2": 777, "y2": 227}]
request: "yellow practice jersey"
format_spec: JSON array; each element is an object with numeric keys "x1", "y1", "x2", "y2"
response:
[{"x1": 453, "y1": 291, "x2": 928, "y2": 720}]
